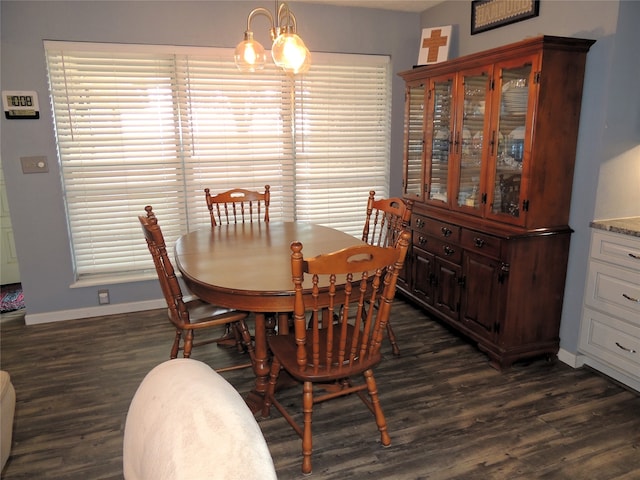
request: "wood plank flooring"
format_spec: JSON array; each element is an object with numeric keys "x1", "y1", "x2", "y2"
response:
[{"x1": 1, "y1": 299, "x2": 639, "y2": 479}]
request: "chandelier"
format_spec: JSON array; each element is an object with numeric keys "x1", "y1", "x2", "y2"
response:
[{"x1": 234, "y1": 1, "x2": 310, "y2": 75}]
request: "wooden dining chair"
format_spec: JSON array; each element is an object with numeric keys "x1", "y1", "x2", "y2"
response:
[
  {"x1": 139, "y1": 206, "x2": 254, "y2": 371},
  {"x1": 205, "y1": 185, "x2": 270, "y2": 227},
  {"x1": 262, "y1": 230, "x2": 411, "y2": 475},
  {"x1": 361, "y1": 190, "x2": 413, "y2": 356},
  {"x1": 205, "y1": 184, "x2": 287, "y2": 336},
  {"x1": 362, "y1": 190, "x2": 412, "y2": 249}
]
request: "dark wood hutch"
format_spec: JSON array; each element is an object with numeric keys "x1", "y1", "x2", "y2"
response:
[{"x1": 397, "y1": 35, "x2": 595, "y2": 369}]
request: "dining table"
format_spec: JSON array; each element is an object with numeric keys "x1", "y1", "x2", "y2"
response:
[{"x1": 174, "y1": 221, "x2": 365, "y2": 413}]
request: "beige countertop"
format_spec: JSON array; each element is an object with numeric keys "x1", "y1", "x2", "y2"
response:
[{"x1": 590, "y1": 217, "x2": 640, "y2": 238}]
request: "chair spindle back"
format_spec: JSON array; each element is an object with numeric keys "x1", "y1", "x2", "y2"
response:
[
  {"x1": 139, "y1": 206, "x2": 189, "y2": 329},
  {"x1": 362, "y1": 190, "x2": 412, "y2": 248},
  {"x1": 205, "y1": 186, "x2": 270, "y2": 227},
  {"x1": 290, "y1": 230, "x2": 410, "y2": 375}
]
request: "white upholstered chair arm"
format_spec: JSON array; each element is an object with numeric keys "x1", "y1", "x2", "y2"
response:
[{"x1": 123, "y1": 359, "x2": 276, "y2": 480}]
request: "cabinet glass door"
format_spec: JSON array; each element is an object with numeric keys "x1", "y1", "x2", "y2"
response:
[
  {"x1": 490, "y1": 63, "x2": 532, "y2": 219},
  {"x1": 404, "y1": 83, "x2": 426, "y2": 199},
  {"x1": 427, "y1": 77, "x2": 453, "y2": 204},
  {"x1": 456, "y1": 71, "x2": 490, "y2": 211}
]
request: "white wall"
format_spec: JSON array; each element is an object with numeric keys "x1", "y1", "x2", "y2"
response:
[
  {"x1": 0, "y1": 1, "x2": 420, "y2": 322},
  {"x1": 419, "y1": 0, "x2": 640, "y2": 354}
]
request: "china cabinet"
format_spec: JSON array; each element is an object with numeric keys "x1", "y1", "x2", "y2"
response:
[
  {"x1": 398, "y1": 36, "x2": 594, "y2": 369},
  {"x1": 579, "y1": 222, "x2": 640, "y2": 392}
]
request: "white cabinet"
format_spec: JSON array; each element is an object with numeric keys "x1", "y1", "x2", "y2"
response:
[{"x1": 579, "y1": 227, "x2": 640, "y2": 392}]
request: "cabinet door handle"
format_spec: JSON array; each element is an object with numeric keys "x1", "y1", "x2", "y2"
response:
[
  {"x1": 622, "y1": 293, "x2": 639, "y2": 303},
  {"x1": 615, "y1": 342, "x2": 637, "y2": 354},
  {"x1": 629, "y1": 252, "x2": 640, "y2": 260},
  {"x1": 498, "y1": 262, "x2": 510, "y2": 284},
  {"x1": 474, "y1": 237, "x2": 485, "y2": 248},
  {"x1": 441, "y1": 227, "x2": 452, "y2": 237}
]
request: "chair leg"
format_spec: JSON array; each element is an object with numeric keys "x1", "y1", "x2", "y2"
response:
[
  {"x1": 386, "y1": 321, "x2": 400, "y2": 356},
  {"x1": 170, "y1": 329, "x2": 181, "y2": 359},
  {"x1": 216, "y1": 323, "x2": 242, "y2": 349},
  {"x1": 301, "y1": 381, "x2": 313, "y2": 475},
  {"x1": 232, "y1": 323, "x2": 245, "y2": 353},
  {"x1": 235, "y1": 321, "x2": 256, "y2": 365},
  {"x1": 262, "y1": 357, "x2": 281, "y2": 418},
  {"x1": 363, "y1": 369, "x2": 390, "y2": 447},
  {"x1": 182, "y1": 330, "x2": 194, "y2": 358}
]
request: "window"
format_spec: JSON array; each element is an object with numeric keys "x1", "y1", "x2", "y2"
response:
[{"x1": 45, "y1": 41, "x2": 391, "y2": 281}]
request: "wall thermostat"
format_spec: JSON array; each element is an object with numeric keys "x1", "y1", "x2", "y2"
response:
[{"x1": 3, "y1": 90, "x2": 40, "y2": 119}]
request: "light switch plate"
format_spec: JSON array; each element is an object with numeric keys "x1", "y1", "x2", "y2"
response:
[{"x1": 20, "y1": 156, "x2": 49, "y2": 174}]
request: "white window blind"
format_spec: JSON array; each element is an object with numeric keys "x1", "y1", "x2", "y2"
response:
[
  {"x1": 294, "y1": 56, "x2": 391, "y2": 232},
  {"x1": 44, "y1": 41, "x2": 391, "y2": 281}
]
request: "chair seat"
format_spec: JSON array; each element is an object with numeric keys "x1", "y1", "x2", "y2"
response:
[
  {"x1": 267, "y1": 325, "x2": 382, "y2": 383},
  {"x1": 183, "y1": 299, "x2": 248, "y2": 327}
]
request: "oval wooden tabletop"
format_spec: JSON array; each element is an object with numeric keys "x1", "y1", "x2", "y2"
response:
[{"x1": 175, "y1": 222, "x2": 363, "y2": 311}]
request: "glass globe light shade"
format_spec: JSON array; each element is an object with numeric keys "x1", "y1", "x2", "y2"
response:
[
  {"x1": 283, "y1": 47, "x2": 311, "y2": 76},
  {"x1": 271, "y1": 32, "x2": 308, "y2": 72},
  {"x1": 234, "y1": 32, "x2": 267, "y2": 72}
]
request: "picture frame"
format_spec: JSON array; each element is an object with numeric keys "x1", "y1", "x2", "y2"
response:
[
  {"x1": 417, "y1": 26, "x2": 452, "y2": 66},
  {"x1": 471, "y1": 0, "x2": 540, "y2": 35}
]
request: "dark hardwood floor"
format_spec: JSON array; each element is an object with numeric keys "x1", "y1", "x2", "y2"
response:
[{"x1": 1, "y1": 299, "x2": 639, "y2": 479}]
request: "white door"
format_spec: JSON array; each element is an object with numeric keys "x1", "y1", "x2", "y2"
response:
[{"x1": 1, "y1": 164, "x2": 20, "y2": 285}]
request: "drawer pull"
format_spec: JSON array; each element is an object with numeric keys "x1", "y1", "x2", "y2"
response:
[
  {"x1": 418, "y1": 236, "x2": 427, "y2": 245},
  {"x1": 441, "y1": 227, "x2": 452, "y2": 237},
  {"x1": 615, "y1": 342, "x2": 637, "y2": 354},
  {"x1": 443, "y1": 245, "x2": 455, "y2": 256},
  {"x1": 474, "y1": 237, "x2": 485, "y2": 248},
  {"x1": 622, "y1": 293, "x2": 639, "y2": 303},
  {"x1": 629, "y1": 252, "x2": 640, "y2": 260},
  {"x1": 415, "y1": 218, "x2": 425, "y2": 228}
]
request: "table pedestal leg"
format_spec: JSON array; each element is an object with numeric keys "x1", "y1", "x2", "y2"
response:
[{"x1": 278, "y1": 312, "x2": 290, "y2": 335}]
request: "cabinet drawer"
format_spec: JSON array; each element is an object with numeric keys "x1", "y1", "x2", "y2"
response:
[
  {"x1": 416, "y1": 234, "x2": 462, "y2": 264},
  {"x1": 591, "y1": 230, "x2": 640, "y2": 272},
  {"x1": 412, "y1": 215, "x2": 461, "y2": 241},
  {"x1": 461, "y1": 229, "x2": 502, "y2": 259},
  {"x1": 580, "y1": 307, "x2": 640, "y2": 379},
  {"x1": 585, "y1": 262, "x2": 640, "y2": 323}
]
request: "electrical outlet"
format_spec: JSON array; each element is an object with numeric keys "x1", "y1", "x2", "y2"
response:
[
  {"x1": 20, "y1": 155, "x2": 49, "y2": 174},
  {"x1": 98, "y1": 289, "x2": 110, "y2": 305}
]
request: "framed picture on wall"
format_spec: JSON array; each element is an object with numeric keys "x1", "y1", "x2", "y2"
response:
[
  {"x1": 471, "y1": 0, "x2": 540, "y2": 35},
  {"x1": 417, "y1": 26, "x2": 452, "y2": 66}
]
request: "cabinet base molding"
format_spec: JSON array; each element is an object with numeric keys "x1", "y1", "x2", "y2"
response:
[
  {"x1": 399, "y1": 287, "x2": 561, "y2": 370},
  {"x1": 478, "y1": 341, "x2": 559, "y2": 371}
]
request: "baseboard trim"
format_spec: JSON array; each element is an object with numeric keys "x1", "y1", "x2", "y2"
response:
[
  {"x1": 24, "y1": 299, "x2": 167, "y2": 325},
  {"x1": 558, "y1": 348, "x2": 584, "y2": 368}
]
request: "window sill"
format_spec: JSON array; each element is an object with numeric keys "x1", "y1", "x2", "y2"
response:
[{"x1": 70, "y1": 271, "x2": 158, "y2": 288}]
